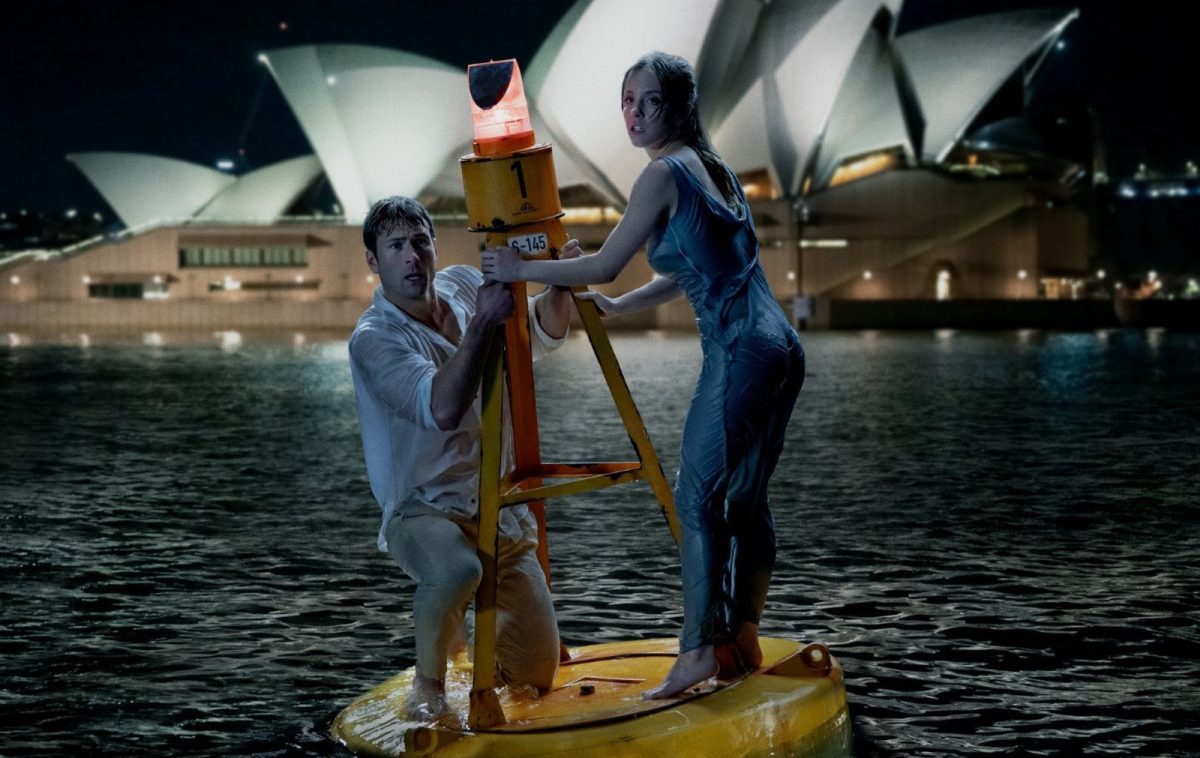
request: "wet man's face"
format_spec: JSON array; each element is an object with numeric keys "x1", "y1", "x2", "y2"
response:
[{"x1": 367, "y1": 221, "x2": 437, "y2": 303}]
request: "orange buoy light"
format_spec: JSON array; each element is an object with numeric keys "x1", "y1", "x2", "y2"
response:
[{"x1": 468, "y1": 59, "x2": 535, "y2": 157}]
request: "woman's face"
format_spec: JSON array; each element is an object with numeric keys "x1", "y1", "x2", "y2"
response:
[{"x1": 622, "y1": 68, "x2": 671, "y2": 149}]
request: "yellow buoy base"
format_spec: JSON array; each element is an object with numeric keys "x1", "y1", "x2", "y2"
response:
[{"x1": 331, "y1": 637, "x2": 852, "y2": 757}]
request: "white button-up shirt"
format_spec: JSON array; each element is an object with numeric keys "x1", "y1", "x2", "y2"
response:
[{"x1": 349, "y1": 265, "x2": 565, "y2": 551}]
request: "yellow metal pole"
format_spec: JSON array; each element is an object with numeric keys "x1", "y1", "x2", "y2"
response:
[
  {"x1": 570, "y1": 287, "x2": 681, "y2": 544},
  {"x1": 469, "y1": 338, "x2": 506, "y2": 730}
]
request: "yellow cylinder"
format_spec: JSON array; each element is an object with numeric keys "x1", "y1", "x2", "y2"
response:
[{"x1": 461, "y1": 144, "x2": 563, "y2": 231}]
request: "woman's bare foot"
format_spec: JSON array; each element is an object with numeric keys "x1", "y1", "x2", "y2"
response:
[
  {"x1": 713, "y1": 642, "x2": 746, "y2": 679},
  {"x1": 733, "y1": 621, "x2": 763, "y2": 671},
  {"x1": 642, "y1": 645, "x2": 718, "y2": 699},
  {"x1": 405, "y1": 673, "x2": 449, "y2": 722}
]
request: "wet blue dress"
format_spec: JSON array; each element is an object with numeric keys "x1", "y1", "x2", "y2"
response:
[{"x1": 649, "y1": 154, "x2": 805, "y2": 652}]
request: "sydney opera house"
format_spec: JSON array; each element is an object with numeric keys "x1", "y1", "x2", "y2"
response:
[{"x1": 0, "y1": 0, "x2": 1088, "y2": 331}]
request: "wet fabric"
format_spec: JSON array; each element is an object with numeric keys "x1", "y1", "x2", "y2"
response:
[
  {"x1": 348, "y1": 266, "x2": 564, "y2": 552},
  {"x1": 649, "y1": 154, "x2": 805, "y2": 652},
  {"x1": 385, "y1": 504, "x2": 559, "y2": 686}
]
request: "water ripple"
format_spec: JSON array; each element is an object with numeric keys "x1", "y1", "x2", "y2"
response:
[{"x1": 2, "y1": 330, "x2": 1199, "y2": 755}]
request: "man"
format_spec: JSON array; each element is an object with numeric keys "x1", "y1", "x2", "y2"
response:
[{"x1": 348, "y1": 196, "x2": 574, "y2": 720}]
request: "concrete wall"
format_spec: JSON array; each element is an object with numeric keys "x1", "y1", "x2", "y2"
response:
[
  {"x1": 811, "y1": 298, "x2": 1120, "y2": 330},
  {"x1": 0, "y1": 219, "x2": 672, "y2": 331}
]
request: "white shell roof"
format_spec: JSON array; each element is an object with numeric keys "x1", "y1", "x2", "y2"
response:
[
  {"x1": 261, "y1": 45, "x2": 473, "y2": 222},
  {"x1": 69, "y1": 153, "x2": 324, "y2": 229},
  {"x1": 196, "y1": 155, "x2": 323, "y2": 221},
  {"x1": 897, "y1": 8, "x2": 1078, "y2": 162},
  {"x1": 715, "y1": 0, "x2": 891, "y2": 197},
  {"x1": 67, "y1": 152, "x2": 236, "y2": 229},
  {"x1": 69, "y1": 1, "x2": 1080, "y2": 224},
  {"x1": 811, "y1": 23, "x2": 914, "y2": 190},
  {"x1": 526, "y1": 0, "x2": 725, "y2": 203}
]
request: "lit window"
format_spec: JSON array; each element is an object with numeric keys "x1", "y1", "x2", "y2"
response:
[{"x1": 936, "y1": 270, "x2": 951, "y2": 301}]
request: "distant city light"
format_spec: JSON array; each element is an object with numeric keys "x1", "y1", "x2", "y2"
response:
[
  {"x1": 862, "y1": 270, "x2": 873, "y2": 280},
  {"x1": 216, "y1": 159, "x2": 235, "y2": 171},
  {"x1": 799, "y1": 239, "x2": 848, "y2": 248},
  {"x1": 257, "y1": 53, "x2": 268, "y2": 64},
  {"x1": 279, "y1": 21, "x2": 288, "y2": 31},
  {"x1": 65, "y1": 208, "x2": 77, "y2": 219},
  {"x1": 219, "y1": 331, "x2": 243, "y2": 352},
  {"x1": 1148, "y1": 270, "x2": 1158, "y2": 282},
  {"x1": 92, "y1": 212, "x2": 102, "y2": 222},
  {"x1": 1018, "y1": 270, "x2": 1028, "y2": 280},
  {"x1": 1055, "y1": 40, "x2": 1066, "y2": 50},
  {"x1": 1096, "y1": 269, "x2": 1106, "y2": 280},
  {"x1": 327, "y1": 75, "x2": 337, "y2": 86}
]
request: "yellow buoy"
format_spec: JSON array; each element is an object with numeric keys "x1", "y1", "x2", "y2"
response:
[{"x1": 331, "y1": 637, "x2": 851, "y2": 757}]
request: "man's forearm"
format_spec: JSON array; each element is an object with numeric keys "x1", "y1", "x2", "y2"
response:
[
  {"x1": 533, "y1": 285, "x2": 574, "y2": 339},
  {"x1": 429, "y1": 319, "x2": 500, "y2": 430}
]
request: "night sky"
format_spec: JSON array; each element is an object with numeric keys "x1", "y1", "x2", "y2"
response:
[{"x1": 1, "y1": 0, "x2": 1196, "y2": 218}]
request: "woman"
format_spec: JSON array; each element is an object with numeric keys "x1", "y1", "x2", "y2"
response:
[{"x1": 481, "y1": 51, "x2": 804, "y2": 699}]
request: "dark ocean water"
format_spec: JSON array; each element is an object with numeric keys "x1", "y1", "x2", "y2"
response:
[{"x1": 2, "y1": 328, "x2": 1198, "y2": 757}]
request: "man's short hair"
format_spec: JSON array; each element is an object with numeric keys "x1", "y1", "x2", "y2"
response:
[{"x1": 362, "y1": 196, "x2": 435, "y2": 252}]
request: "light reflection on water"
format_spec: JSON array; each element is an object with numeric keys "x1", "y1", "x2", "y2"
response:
[{"x1": 2, "y1": 329, "x2": 1199, "y2": 756}]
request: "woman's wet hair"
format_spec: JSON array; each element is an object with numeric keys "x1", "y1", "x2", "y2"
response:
[
  {"x1": 622, "y1": 51, "x2": 738, "y2": 204},
  {"x1": 362, "y1": 196, "x2": 435, "y2": 252}
]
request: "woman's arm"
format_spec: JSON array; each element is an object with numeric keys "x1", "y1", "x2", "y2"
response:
[
  {"x1": 578, "y1": 275, "x2": 681, "y2": 317},
  {"x1": 481, "y1": 160, "x2": 674, "y2": 286},
  {"x1": 529, "y1": 239, "x2": 584, "y2": 338}
]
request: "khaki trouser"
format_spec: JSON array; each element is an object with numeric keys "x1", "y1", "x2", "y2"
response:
[{"x1": 385, "y1": 505, "x2": 559, "y2": 687}]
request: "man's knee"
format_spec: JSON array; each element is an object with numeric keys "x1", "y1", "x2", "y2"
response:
[
  {"x1": 497, "y1": 623, "x2": 559, "y2": 689},
  {"x1": 434, "y1": 555, "x2": 483, "y2": 599},
  {"x1": 507, "y1": 649, "x2": 559, "y2": 690}
]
